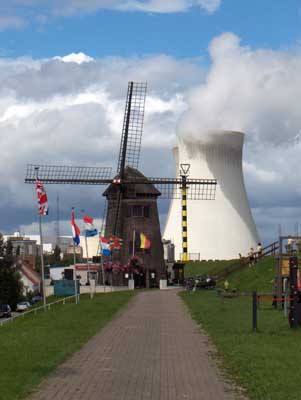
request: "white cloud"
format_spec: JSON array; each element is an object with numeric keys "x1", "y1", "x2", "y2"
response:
[
  {"x1": 0, "y1": 15, "x2": 26, "y2": 30},
  {"x1": 53, "y1": 53, "x2": 94, "y2": 64},
  {"x1": 243, "y1": 162, "x2": 279, "y2": 184},
  {"x1": 178, "y1": 32, "x2": 301, "y2": 148},
  {"x1": 0, "y1": 52, "x2": 203, "y2": 235},
  {"x1": 19, "y1": 218, "x2": 103, "y2": 237},
  {"x1": 0, "y1": 0, "x2": 221, "y2": 31},
  {"x1": 175, "y1": 32, "x2": 301, "y2": 243},
  {"x1": 51, "y1": 0, "x2": 221, "y2": 15},
  {"x1": 1, "y1": 34, "x2": 301, "y2": 245}
]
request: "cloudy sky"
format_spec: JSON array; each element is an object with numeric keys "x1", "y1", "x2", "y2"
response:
[{"x1": 0, "y1": 0, "x2": 300, "y2": 245}]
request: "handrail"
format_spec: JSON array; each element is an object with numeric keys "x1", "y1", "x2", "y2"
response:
[
  {"x1": 0, "y1": 294, "x2": 80, "y2": 327},
  {"x1": 216, "y1": 241, "x2": 279, "y2": 279}
]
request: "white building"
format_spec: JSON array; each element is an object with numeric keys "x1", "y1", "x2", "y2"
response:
[
  {"x1": 163, "y1": 131, "x2": 259, "y2": 260},
  {"x1": 17, "y1": 260, "x2": 41, "y2": 295}
]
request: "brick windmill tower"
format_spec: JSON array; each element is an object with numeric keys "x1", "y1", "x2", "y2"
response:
[{"x1": 25, "y1": 81, "x2": 217, "y2": 288}]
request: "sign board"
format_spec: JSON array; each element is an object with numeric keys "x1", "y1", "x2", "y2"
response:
[
  {"x1": 281, "y1": 258, "x2": 301, "y2": 276},
  {"x1": 281, "y1": 259, "x2": 290, "y2": 276},
  {"x1": 53, "y1": 280, "x2": 80, "y2": 296}
]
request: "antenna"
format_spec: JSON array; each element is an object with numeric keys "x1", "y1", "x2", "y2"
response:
[
  {"x1": 55, "y1": 193, "x2": 60, "y2": 248},
  {"x1": 294, "y1": 221, "x2": 299, "y2": 236},
  {"x1": 278, "y1": 224, "x2": 282, "y2": 238}
]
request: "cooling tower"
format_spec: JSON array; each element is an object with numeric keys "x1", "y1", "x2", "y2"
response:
[{"x1": 163, "y1": 131, "x2": 259, "y2": 260}]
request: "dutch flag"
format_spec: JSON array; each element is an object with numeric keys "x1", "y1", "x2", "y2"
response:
[
  {"x1": 83, "y1": 214, "x2": 98, "y2": 237},
  {"x1": 100, "y1": 237, "x2": 111, "y2": 256},
  {"x1": 71, "y1": 208, "x2": 81, "y2": 246}
]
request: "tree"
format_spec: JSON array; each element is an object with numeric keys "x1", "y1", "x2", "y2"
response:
[
  {"x1": 0, "y1": 269, "x2": 23, "y2": 308},
  {"x1": 0, "y1": 235, "x2": 14, "y2": 269},
  {"x1": 53, "y1": 245, "x2": 61, "y2": 263},
  {"x1": 0, "y1": 233, "x2": 23, "y2": 308}
]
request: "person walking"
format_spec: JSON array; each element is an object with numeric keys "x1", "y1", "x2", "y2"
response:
[
  {"x1": 257, "y1": 242, "x2": 263, "y2": 262},
  {"x1": 248, "y1": 247, "x2": 255, "y2": 267}
]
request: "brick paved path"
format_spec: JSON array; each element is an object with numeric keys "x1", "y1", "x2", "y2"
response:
[{"x1": 30, "y1": 290, "x2": 245, "y2": 400}]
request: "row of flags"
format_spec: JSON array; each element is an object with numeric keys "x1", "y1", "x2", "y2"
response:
[{"x1": 35, "y1": 181, "x2": 151, "y2": 254}]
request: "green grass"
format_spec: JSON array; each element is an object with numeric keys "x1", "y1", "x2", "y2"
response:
[
  {"x1": 180, "y1": 255, "x2": 299, "y2": 400},
  {"x1": 185, "y1": 259, "x2": 237, "y2": 278},
  {"x1": 181, "y1": 291, "x2": 301, "y2": 400},
  {"x1": 0, "y1": 291, "x2": 135, "y2": 400},
  {"x1": 220, "y1": 256, "x2": 276, "y2": 292}
]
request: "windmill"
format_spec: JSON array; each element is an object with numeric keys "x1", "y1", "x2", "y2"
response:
[{"x1": 25, "y1": 81, "x2": 217, "y2": 287}]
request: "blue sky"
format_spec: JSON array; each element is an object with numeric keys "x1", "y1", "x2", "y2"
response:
[
  {"x1": 1, "y1": 0, "x2": 300, "y2": 60},
  {"x1": 1, "y1": 0, "x2": 301, "y2": 249}
]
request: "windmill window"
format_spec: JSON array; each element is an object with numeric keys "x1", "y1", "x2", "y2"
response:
[
  {"x1": 143, "y1": 206, "x2": 150, "y2": 217},
  {"x1": 127, "y1": 205, "x2": 150, "y2": 218},
  {"x1": 133, "y1": 205, "x2": 143, "y2": 217}
]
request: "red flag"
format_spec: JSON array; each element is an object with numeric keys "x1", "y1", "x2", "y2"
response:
[
  {"x1": 35, "y1": 181, "x2": 48, "y2": 216},
  {"x1": 109, "y1": 235, "x2": 123, "y2": 250}
]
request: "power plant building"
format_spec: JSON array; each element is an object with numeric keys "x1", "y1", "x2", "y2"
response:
[{"x1": 163, "y1": 131, "x2": 259, "y2": 260}]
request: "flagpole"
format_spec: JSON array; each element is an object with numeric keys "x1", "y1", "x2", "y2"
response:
[
  {"x1": 72, "y1": 233, "x2": 79, "y2": 304},
  {"x1": 35, "y1": 167, "x2": 46, "y2": 311},
  {"x1": 131, "y1": 229, "x2": 135, "y2": 281},
  {"x1": 82, "y1": 209, "x2": 92, "y2": 299},
  {"x1": 71, "y1": 207, "x2": 79, "y2": 304},
  {"x1": 99, "y1": 238, "x2": 106, "y2": 292}
]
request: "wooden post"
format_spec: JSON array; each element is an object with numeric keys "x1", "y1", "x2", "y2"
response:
[{"x1": 252, "y1": 291, "x2": 257, "y2": 331}]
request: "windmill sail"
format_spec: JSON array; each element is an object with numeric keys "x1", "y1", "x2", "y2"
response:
[
  {"x1": 114, "y1": 81, "x2": 147, "y2": 236},
  {"x1": 117, "y1": 81, "x2": 147, "y2": 177}
]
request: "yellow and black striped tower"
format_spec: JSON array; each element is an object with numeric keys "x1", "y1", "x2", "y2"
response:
[
  {"x1": 180, "y1": 164, "x2": 190, "y2": 263},
  {"x1": 181, "y1": 175, "x2": 188, "y2": 262}
]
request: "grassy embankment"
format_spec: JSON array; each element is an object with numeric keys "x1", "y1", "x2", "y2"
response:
[
  {"x1": 184, "y1": 259, "x2": 237, "y2": 278},
  {"x1": 181, "y1": 256, "x2": 301, "y2": 400},
  {"x1": 0, "y1": 291, "x2": 135, "y2": 400}
]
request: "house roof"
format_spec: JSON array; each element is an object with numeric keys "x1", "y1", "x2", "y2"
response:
[{"x1": 18, "y1": 259, "x2": 41, "y2": 285}]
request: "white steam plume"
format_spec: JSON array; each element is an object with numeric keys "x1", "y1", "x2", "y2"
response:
[{"x1": 177, "y1": 32, "x2": 301, "y2": 147}]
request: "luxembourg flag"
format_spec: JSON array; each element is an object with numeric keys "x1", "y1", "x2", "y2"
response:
[
  {"x1": 83, "y1": 214, "x2": 98, "y2": 237},
  {"x1": 71, "y1": 208, "x2": 80, "y2": 246},
  {"x1": 100, "y1": 237, "x2": 111, "y2": 256}
]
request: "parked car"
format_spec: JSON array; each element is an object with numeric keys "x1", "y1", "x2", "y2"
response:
[
  {"x1": 31, "y1": 295, "x2": 42, "y2": 304},
  {"x1": 0, "y1": 304, "x2": 12, "y2": 318},
  {"x1": 195, "y1": 275, "x2": 216, "y2": 290},
  {"x1": 16, "y1": 301, "x2": 31, "y2": 312}
]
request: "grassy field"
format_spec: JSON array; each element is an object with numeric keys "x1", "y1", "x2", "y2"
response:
[
  {"x1": 180, "y1": 256, "x2": 301, "y2": 400},
  {"x1": 0, "y1": 291, "x2": 135, "y2": 400},
  {"x1": 220, "y1": 256, "x2": 276, "y2": 292},
  {"x1": 184, "y1": 259, "x2": 237, "y2": 278}
]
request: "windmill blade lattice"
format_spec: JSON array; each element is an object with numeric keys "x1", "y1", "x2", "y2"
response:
[
  {"x1": 131, "y1": 177, "x2": 217, "y2": 200},
  {"x1": 117, "y1": 81, "x2": 147, "y2": 176},
  {"x1": 25, "y1": 164, "x2": 112, "y2": 185}
]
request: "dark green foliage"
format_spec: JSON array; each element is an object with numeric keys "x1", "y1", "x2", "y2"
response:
[
  {"x1": 0, "y1": 233, "x2": 23, "y2": 307},
  {"x1": 53, "y1": 245, "x2": 61, "y2": 263},
  {"x1": 0, "y1": 269, "x2": 23, "y2": 308},
  {"x1": 36, "y1": 252, "x2": 80, "y2": 270},
  {"x1": 0, "y1": 234, "x2": 14, "y2": 269},
  {"x1": 0, "y1": 292, "x2": 135, "y2": 400}
]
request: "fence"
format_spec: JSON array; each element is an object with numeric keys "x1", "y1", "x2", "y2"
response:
[
  {"x1": 0, "y1": 294, "x2": 80, "y2": 327},
  {"x1": 216, "y1": 241, "x2": 279, "y2": 280},
  {"x1": 217, "y1": 290, "x2": 290, "y2": 331}
]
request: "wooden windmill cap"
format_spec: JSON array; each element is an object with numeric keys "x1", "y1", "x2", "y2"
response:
[{"x1": 103, "y1": 166, "x2": 161, "y2": 198}]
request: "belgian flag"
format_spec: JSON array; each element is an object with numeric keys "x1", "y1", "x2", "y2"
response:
[{"x1": 135, "y1": 232, "x2": 151, "y2": 249}]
